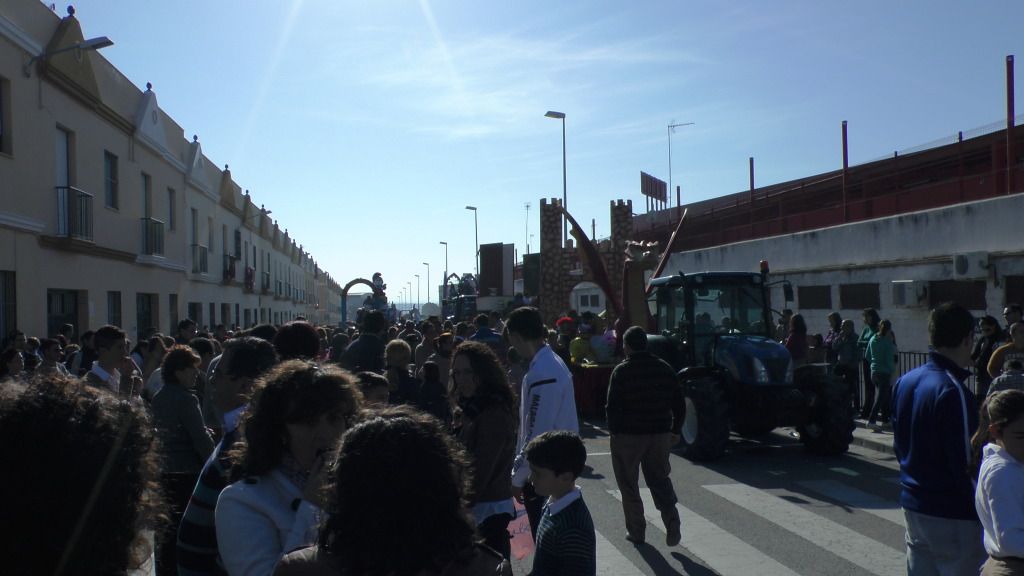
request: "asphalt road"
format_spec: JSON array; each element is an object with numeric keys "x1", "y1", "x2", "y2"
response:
[{"x1": 510, "y1": 420, "x2": 906, "y2": 576}]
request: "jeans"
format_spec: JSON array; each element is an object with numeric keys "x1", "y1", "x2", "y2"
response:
[
  {"x1": 904, "y1": 509, "x2": 986, "y2": 576},
  {"x1": 860, "y1": 360, "x2": 874, "y2": 419},
  {"x1": 610, "y1": 433, "x2": 680, "y2": 539},
  {"x1": 867, "y1": 372, "x2": 892, "y2": 424}
]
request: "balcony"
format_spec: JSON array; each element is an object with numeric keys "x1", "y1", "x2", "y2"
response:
[
  {"x1": 222, "y1": 255, "x2": 237, "y2": 283},
  {"x1": 261, "y1": 271, "x2": 272, "y2": 294},
  {"x1": 55, "y1": 186, "x2": 94, "y2": 241},
  {"x1": 191, "y1": 244, "x2": 209, "y2": 274},
  {"x1": 244, "y1": 266, "x2": 255, "y2": 292},
  {"x1": 140, "y1": 217, "x2": 165, "y2": 256}
]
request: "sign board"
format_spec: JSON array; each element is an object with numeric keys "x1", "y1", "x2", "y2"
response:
[{"x1": 640, "y1": 171, "x2": 667, "y2": 203}]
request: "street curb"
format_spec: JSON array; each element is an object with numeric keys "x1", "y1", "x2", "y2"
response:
[{"x1": 851, "y1": 421, "x2": 895, "y2": 455}]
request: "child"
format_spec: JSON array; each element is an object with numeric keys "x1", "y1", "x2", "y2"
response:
[
  {"x1": 973, "y1": 390, "x2": 1024, "y2": 575},
  {"x1": 525, "y1": 430, "x2": 596, "y2": 576}
]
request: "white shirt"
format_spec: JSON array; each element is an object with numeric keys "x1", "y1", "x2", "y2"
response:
[
  {"x1": 90, "y1": 361, "x2": 120, "y2": 394},
  {"x1": 145, "y1": 368, "x2": 164, "y2": 399},
  {"x1": 976, "y1": 443, "x2": 1024, "y2": 558},
  {"x1": 546, "y1": 486, "x2": 583, "y2": 516},
  {"x1": 511, "y1": 345, "x2": 579, "y2": 488}
]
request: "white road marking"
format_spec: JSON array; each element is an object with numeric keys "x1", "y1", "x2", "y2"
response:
[
  {"x1": 587, "y1": 452, "x2": 612, "y2": 456},
  {"x1": 704, "y1": 483, "x2": 905, "y2": 576},
  {"x1": 797, "y1": 479, "x2": 905, "y2": 527},
  {"x1": 608, "y1": 489, "x2": 801, "y2": 576},
  {"x1": 594, "y1": 529, "x2": 647, "y2": 576},
  {"x1": 828, "y1": 467, "x2": 859, "y2": 477}
]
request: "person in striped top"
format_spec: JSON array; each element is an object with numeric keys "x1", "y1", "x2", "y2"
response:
[{"x1": 526, "y1": 431, "x2": 596, "y2": 576}]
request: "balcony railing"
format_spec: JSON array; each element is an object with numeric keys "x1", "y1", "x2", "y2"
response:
[
  {"x1": 55, "y1": 186, "x2": 94, "y2": 241},
  {"x1": 261, "y1": 272, "x2": 272, "y2": 294},
  {"x1": 191, "y1": 244, "x2": 209, "y2": 274},
  {"x1": 222, "y1": 255, "x2": 237, "y2": 283},
  {"x1": 140, "y1": 217, "x2": 165, "y2": 256}
]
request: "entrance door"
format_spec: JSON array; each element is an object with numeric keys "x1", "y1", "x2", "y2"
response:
[
  {"x1": 47, "y1": 289, "x2": 78, "y2": 338},
  {"x1": 136, "y1": 293, "x2": 158, "y2": 341}
]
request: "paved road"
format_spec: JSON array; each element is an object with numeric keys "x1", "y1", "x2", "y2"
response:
[{"x1": 510, "y1": 420, "x2": 906, "y2": 576}]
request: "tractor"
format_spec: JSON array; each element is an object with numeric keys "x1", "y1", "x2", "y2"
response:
[{"x1": 645, "y1": 265, "x2": 853, "y2": 461}]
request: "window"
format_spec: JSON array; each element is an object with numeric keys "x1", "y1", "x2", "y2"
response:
[
  {"x1": 107, "y1": 291, "x2": 122, "y2": 327},
  {"x1": 0, "y1": 271, "x2": 15, "y2": 342},
  {"x1": 0, "y1": 75, "x2": 11, "y2": 154},
  {"x1": 169, "y1": 294, "x2": 179, "y2": 333},
  {"x1": 208, "y1": 217, "x2": 214, "y2": 254},
  {"x1": 167, "y1": 188, "x2": 176, "y2": 230},
  {"x1": 798, "y1": 285, "x2": 832, "y2": 309},
  {"x1": 839, "y1": 283, "x2": 880, "y2": 310},
  {"x1": 190, "y1": 208, "x2": 198, "y2": 245},
  {"x1": 928, "y1": 280, "x2": 987, "y2": 311},
  {"x1": 234, "y1": 229, "x2": 242, "y2": 259},
  {"x1": 187, "y1": 302, "x2": 203, "y2": 327},
  {"x1": 103, "y1": 152, "x2": 118, "y2": 208},
  {"x1": 1005, "y1": 276, "x2": 1024, "y2": 309}
]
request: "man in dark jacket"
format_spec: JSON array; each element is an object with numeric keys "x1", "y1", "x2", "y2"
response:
[
  {"x1": 892, "y1": 302, "x2": 985, "y2": 575},
  {"x1": 606, "y1": 326, "x2": 683, "y2": 547},
  {"x1": 339, "y1": 310, "x2": 387, "y2": 373}
]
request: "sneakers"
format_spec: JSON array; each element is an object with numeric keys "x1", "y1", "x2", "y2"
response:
[{"x1": 666, "y1": 522, "x2": 682, "y2": 547}]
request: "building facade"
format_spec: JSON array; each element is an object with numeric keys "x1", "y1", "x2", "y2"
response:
[{"x1": 0, "y1": 3, "x2": 343, "y2": 341}]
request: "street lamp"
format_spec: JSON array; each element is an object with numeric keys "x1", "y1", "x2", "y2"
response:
[
  {"x1": 668, "y1": 122, "x2": 695, "y2": 207},
  {"x1": 415, "y1": 274, "x2": 420, "y2": 311},
  {"x1": 439, "y1": 241, "x2": 448, "y2": 301},
  {"x1": 545, "y1": 110, "x2": 567, "y2": 246},
  {"x1": 23, "y1": 35, "x2": 114, "y2": 77},
  {"x1": 421, "y1": 262, "x2": 430, "y2": 304},
  {"x1": 465, "y1": 206, "x2": 479, "y2": 277}
]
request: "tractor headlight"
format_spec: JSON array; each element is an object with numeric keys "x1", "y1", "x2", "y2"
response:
[{"x1": 751, "y1": 357, "x2": 771, "y2": 384}]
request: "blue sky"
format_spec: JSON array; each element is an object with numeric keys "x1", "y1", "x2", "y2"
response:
[{"x1": 67, "y1": 0, "x2": 1022, "y2": 306}]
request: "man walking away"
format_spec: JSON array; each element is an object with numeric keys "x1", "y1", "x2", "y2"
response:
[
  {"x1": 892, "y1": 302, "x2": 986, "y2": 575},
  {"x1": 606, "y1": 326, "x2": 683, "y2": 547}
]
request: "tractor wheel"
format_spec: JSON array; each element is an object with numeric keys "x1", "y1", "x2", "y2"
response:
[
  {"x1": 798, "y1": 376, "x2": 854, "y2": 455},
  {"x1": 679, "y1": 378, "x2": 730, "y2": 461}
]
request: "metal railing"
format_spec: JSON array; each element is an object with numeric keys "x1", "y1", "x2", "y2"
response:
[
  {"x1": 852, "y1": 351, "x2": 980, "y2": 407},
  {"x1": 140, "y1": 217, "x2": 165, "y2": 256},
  {"x1": 191, "y1": 244, "x2": 209, "y2": 274},
  {"x1": 55, "y1": 186, "x2": 93, "y2": 241}
]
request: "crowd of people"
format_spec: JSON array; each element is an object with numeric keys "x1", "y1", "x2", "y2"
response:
[
  {"x1": 5, "y1": 298, "x2": 1024, "y2": 575},
  {"x1": 0, "y1": 307, "x2": 598, "y2": 576}
]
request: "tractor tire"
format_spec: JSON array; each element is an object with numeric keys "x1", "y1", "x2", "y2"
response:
[
  {"x1": 679, "y1": 378, "x2": 730, "y2": 461},
  {"x1": 798, "y1": 376, "x2": 854, "y2": 455}
]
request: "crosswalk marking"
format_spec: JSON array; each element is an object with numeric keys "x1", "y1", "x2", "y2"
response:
[
  {"x1": 594, "y1": 530, "x2": 647, "y2": 576},
  {"x1": 704, "y1": 484, "x2": 905, "y2": 576},
  {"x1": 609, "y1": 489, "x2": 801, "y2": 576},
  {"x1": 797, "y1": 479, "x2": 906, "y2": 527}
]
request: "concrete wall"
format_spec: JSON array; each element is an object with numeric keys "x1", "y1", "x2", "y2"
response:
[{"x1": 665, "y1": 194, "x2": 1024, "y2": 353}]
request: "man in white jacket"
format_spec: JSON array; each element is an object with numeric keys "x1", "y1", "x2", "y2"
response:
[{"x1": 506, "y1": 306, "x2": 580, "y2": 538}]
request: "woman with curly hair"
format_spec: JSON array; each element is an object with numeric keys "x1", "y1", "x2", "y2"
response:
[
  {"x1": 275, "y1": 407, "x2": 509, "y2": 575},
  {"x1": 216, "y1": 361, "x2": 362, "y2": 576},
  {"x1": 0, "y1": 375, "x2": 165, "y2": 575},
  {"x1": 450, "y1": 340, "x2": 518, "y2": 560}
]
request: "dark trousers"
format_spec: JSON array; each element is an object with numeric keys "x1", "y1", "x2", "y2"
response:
[
  {"x1": 867, "y1": 372, "x2": 892, "y2": 424},
  {"x1": 860, "y1": 360, "x2": 874, "y2": 419},
  {"x1": 835, "y1": 364, "x2": 860, "y2": 411},
  {"x1": 478, "y1": 512, "x2": 513, "y2": 560},
  {"x1": 523, "y1": 483, "x2": 545, "y2": 541},
  {"x1": 158, "y1": 472, "x2": 199, "y2": 576},
  {"x1": 610, "y1": 433, "x2": 680, "y2": 539}
]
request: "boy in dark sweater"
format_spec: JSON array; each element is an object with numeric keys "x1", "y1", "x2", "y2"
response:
[{"x1": 526, "y1": 431, "x2": 596, "y2": 576}]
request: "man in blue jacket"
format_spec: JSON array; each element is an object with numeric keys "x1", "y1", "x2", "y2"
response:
[{"x1": 892, "y1": 302, "x2": 985, "y2": 575}]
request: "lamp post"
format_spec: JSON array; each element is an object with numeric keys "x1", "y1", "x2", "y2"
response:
[
  {"x1": 545, "y1": 111, "x2": 567, "y2": 246},
  {"x1": 465, "y1": 206, "x2": 479, "y2": 277},
  {"x1": 415, "y1": 274, "x2": 420, "y2": 311},
  {"x1": 23, "y1": 34, "x2": 114, "y2": 77},
  {"x1": 668, "y1": 122, "x2": 694, "y2": 207},
  {"x1": 421, "y1": 262, "x2": 430, "y2": 304},
  {"x1": 439, "y1": 241, "x2": 448, "y2": 300}
]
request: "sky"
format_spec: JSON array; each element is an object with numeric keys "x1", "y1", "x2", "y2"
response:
[{"x1": 60, "y1": 0, "x2": 1024, "y2": 306}]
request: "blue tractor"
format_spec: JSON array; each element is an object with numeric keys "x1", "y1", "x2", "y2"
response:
[{"x1": 646, "y1": 268, "x2": 853, "y2": 461}]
